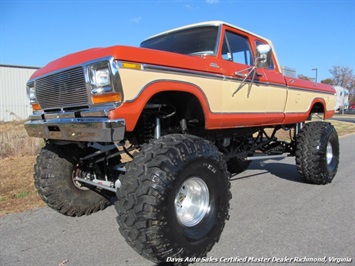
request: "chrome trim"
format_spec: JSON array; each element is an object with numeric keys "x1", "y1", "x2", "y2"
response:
[
  {"x1": 81, "y1": 109, "x2": 110, "y2": 117},
  {"x1": 142, "y1": 63, "x2": 225, "y2": 80},
  {"x1": 28, "y1": 114, "x2": 43, "y2": 120},
  {"x1": 84, "y1": 57, "x2": 124, "y2": 102},
  {"x1": 140, "y1": 62, "x2": 334, "y2": 96},
  {"x1": 28, "y1": 57, "x2": 124, "y2": 111},
  {"x1": 25, "y1": 117, "x2": 125, "y2": 142},
  {"x1": 91, "y1": 86, "x2": 113, "y2": 95},
  {"x1": 45, "y1": 112, "x2": 75, "y2": 119},
  {"x1": 287, "y1": 86, "x2": 335, "y2": 95},
  {"x1": 111, "y1": 59, "x2": 124, "y2": 100},
  {"x1": 139, "y1": 62, "x2": 281, "y2": 89},
  {"x1": 35, "y1": 66, "x2": 88, "y2": 110},
  {"x1": 29, "y1": 105, "x2": 116, "y2": 119},
  {"x1": 84, "y1": 58, "x2": 124, "y2": 99}
]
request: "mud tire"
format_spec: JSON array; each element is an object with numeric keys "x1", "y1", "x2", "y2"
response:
[
  {"x1": 115, "y1": 134, "x2": 231, "y2": 263},
  {"x1": 34, "y1": 143, "x2": 110, "y2": 216},
  {"x1": 295, "y1": 122, "x2": 339, "y2": 184}
]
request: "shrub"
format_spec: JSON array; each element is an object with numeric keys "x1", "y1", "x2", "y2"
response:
[{"x1": 0, "y1": 121, "x2": 43, "y2": 158}]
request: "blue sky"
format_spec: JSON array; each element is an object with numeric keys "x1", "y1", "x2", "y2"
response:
[{"x1": 1, "y1": 0, "x2": 354, "y2": 81}]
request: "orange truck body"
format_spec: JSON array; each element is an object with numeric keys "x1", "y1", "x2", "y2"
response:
[{"x1": 25, "y1": 21, "x2": 336, "y2": 141}]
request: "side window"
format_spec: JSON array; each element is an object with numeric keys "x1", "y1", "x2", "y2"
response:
[
  {"x1": 222, "y1": 31, "x2": 252, "y2": 65},
  {"x1": 256, "y1": 40, "x2": 275, "y2": 70}
]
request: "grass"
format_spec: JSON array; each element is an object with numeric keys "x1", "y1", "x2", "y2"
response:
[
  {"x1": 0, "y1": 155, "x2": 45, "y2": 216},
  {"x1": 0, "y1": 121, "x2": 46, "y2": 216},
  {"x1": 0, "y1": 121, "x2": 44, "y2": 158},
  {"x1": 15, "y1": 191, "x2": 31, "y2": 199},
  {"x1": 0, "y1": 118, "x2": 354, "y2": 216}
]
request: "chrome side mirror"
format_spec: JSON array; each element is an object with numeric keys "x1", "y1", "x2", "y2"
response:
[{"x1": 256, "y1": 44, "x2": 272, "y2": 68}]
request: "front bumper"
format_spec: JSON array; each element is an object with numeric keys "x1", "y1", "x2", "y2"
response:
[{"x1": 25, "y1": 116, "x2": 125, "y2": 142}]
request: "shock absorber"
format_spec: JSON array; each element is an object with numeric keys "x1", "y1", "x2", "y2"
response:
[{"x1": 154, "y1": 117, "x2": 161, "y2": 139}]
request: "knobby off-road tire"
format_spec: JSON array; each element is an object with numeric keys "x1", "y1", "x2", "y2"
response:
[
  {"x1": 115, "y1": 134, "x2": 231, "y2": 264},
  {"x1": 34, "y1": 143, "x2": 110, "y2": 216},
  {"x1": 295, "y1": 122, "x2": 339, "y2": 184}
]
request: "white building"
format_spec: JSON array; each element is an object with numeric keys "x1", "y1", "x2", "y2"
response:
[
  {"x1": 0, "y1": 64, "x2": 39, "y2": 121},
  {"x1": 281, "y1": 66, "x2": 296, "y2": 78}
]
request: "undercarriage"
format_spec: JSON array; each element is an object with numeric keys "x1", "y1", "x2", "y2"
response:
[{"x1": 60, "y1": 121, "x2": 303, "y2": 193}]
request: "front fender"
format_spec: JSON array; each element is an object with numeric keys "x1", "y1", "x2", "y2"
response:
[{"x1": 109, "y1": 80, "x2": 211, "y2": 132}]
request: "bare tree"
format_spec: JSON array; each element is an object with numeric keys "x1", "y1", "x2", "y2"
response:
[{"x1": 329, "y1": 66, "x2": 355, "y2": 90}]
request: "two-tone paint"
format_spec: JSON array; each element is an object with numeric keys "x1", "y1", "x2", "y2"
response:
[{"x1": 25, "y1": 21, "x2": 336, "y2": 142}]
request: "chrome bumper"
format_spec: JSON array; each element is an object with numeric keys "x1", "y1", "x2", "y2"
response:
[{"x1": 25, "y1": 116, "x2": 125, "y2": 142}]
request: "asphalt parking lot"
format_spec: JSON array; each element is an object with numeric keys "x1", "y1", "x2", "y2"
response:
[
  {"x1": 1, "y1": 135, "x2": 354, "y2": 266},
  {"x1": 331, "y1": 112, "x2": 355, "y2": 123}
]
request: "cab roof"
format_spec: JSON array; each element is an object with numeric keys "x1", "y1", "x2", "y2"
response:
[
  {"x1": 143, "y1": 21, "x2": 272, "y2": 44},
  {"x1": 142, "y1": 21, "x2": 280, "y2": 71}
]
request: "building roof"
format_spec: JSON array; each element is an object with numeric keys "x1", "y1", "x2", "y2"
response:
[{"x1": 0, "y1": 64, "x2": 40, "y2": 70}]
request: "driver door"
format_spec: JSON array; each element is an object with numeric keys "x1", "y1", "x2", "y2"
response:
[{"x1": 218, "y1": 30, "x2": 269, "y2": 126}]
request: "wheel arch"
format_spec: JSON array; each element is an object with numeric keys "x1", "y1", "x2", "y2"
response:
[
  {"x1": 308, "y1": 98, "x2": 328, "y2": 119},
  {"x1": 110, "y1": 80, "x2": 210, "y2": 131},
  {"x1": 148, "y1": 90, "x2": 206, "y2": 124}
]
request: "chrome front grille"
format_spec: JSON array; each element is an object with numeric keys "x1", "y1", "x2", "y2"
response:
[{"x1": 35, "y1": 67, "x2": 88, "y2": 110}]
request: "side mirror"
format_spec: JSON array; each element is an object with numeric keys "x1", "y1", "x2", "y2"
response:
[{"x1": 256, "y1": 44, "x2": 272, "y2": 68}]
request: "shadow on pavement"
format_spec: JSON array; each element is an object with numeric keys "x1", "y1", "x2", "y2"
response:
[{"x1": 231, "y1": 160, "x2": 304, "y2": 184}]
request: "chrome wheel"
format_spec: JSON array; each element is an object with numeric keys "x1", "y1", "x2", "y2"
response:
[
  {"x1": 326, "y1": 142, "x2": 333, "y2": 165},
  {"x1": 174, "y1": 177, "x2": 210, "y2": 227}
]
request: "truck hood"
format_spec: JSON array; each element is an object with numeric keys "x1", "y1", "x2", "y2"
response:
[{"x1": 31, "y1": 45, "x2": 213, "y2": 79}]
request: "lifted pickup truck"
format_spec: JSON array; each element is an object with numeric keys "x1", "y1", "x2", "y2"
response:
[{"x1": 25, "y1": 21, "x2": 339, "y2": 263}]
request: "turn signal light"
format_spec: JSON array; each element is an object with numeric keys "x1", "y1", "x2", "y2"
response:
[
  {"x1": 92, "y1": 93, "x2": 122, "y2": 104},
  {"x1": 121, "y1": 62, "x2": 142, "y2": 70},
  {"x1": 32, "y1": 103, "x2": 41, "y2": 111}
]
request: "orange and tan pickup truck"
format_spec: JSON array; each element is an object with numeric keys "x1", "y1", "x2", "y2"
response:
[{"x1": 25, "y1": 21, "x2": 339, "y2": 264}]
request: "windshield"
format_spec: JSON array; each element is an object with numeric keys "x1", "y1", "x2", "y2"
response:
[{"x1": 140, "y1": 26, "x2": 219, "y2": 55}]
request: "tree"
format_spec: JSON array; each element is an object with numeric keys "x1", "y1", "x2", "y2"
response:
[
  {"x1": 321, "y1": 78, "x2": 334, "y2": 85},
  {"x1": 297, "y1": 74, "x2": 313, "y2": 81},
  {"x1": 329, "y1": 66, "x2": 355, "y2": 90}
]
